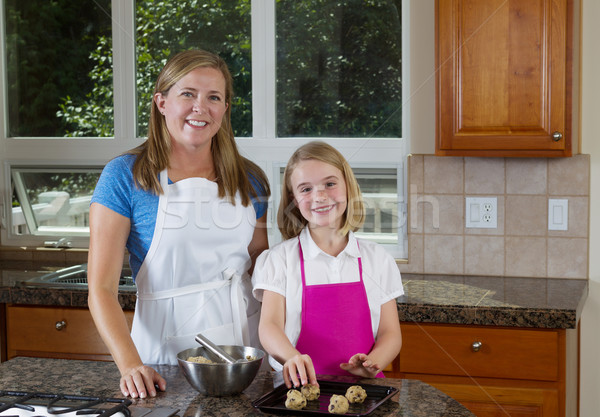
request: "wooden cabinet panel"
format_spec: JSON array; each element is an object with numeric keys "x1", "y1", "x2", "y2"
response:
[
  {"x1": 436, "y1": 0, "x2": 577, "y2": 157},
  {"x1": 6, "y1": 304, "x2": 133, "y2": 361},
  {"x1": 436, "y1": 384, "x2": 559, "y2": 417},
  {"x1": 399, "y1": 322, "x2": 559, "y2": 381},
  {"x1": 390, "y1": 322, "x2": 576, "y2": 417}
]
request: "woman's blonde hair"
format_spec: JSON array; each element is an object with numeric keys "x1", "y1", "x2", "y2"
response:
[
  {"x1": 129, "y1": 49, "x2": 269, "y2": 205},
  {"x1": 278, "y1": 141, "x2": 365, "y2": 240}
]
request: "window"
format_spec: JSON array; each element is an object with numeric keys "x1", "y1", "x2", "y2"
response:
[
  {"x1": 3, "y1": 0, "x2": 113, "y2": 137},
  {"x1": 0, "y1": 1, "x2": 409, "y2": 258},
  {"x1": 11, "y1": 167, "x2": 102, "y2": 242}
]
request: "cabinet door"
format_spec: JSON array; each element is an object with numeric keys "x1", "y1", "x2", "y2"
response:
[
  {"x1": 398, "y1": 322, "x2": 567, "y2": 417},
  {"x1": 436, "y1": 0, "x2": 575, "y2": 157},
  {"x1": 6, "y1": 305, "x2": 133, "y2": 361},
  {"x1": 433, "y1": 383, "x2": 559, "y2": 417}
]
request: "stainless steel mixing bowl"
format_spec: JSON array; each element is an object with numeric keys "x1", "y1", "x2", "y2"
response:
[{"x1": 176, "y1": 345, "x2": 265, "y2": 396}]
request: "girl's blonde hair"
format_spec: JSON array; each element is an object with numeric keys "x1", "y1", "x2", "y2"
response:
[
  {"x1": 129, "y1": 49, "x2": 269, "y2": 205},
  {"x1": 278, "y1": 141, "x2": 365, "y2": 240}
]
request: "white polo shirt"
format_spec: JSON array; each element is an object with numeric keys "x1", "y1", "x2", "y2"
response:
[{"x1": 252, "y1": 227, "x2": 404, "y2": 370}]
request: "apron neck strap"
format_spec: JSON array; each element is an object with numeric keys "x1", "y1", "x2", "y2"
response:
[{"x1": 298, "y1": 235, "x2": 363, "y2": 285}]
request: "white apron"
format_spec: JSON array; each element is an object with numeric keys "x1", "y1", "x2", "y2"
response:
[{"x1": 130, "y1": 170, "x2": 261, "y2": 365}]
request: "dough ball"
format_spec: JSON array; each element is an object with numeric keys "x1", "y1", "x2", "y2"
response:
[
  {"x1": 300, "y1": 383, "x2": 320, "y2": 401},
  {"x1": 285, "y1": 389, "x2": 307, "y2": 410},
  {"x1": 345, "y1": 385, "x2": 367, "y2": 404},
  {"x1": 328, "y1": 394, "x2": 349, "y2": 414}
]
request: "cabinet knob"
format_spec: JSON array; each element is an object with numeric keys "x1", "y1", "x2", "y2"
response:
[
  {"x1": 471, "y1": 341, "x2": 482, "y2": 352},
  {"x1": 55, "y1": 320, "x2": 67, "y2": 331},
  {"x1": 552, "y1": 131, "x2": 563, "y2": 142}
]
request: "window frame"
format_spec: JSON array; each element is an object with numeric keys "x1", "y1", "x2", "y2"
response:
[{"x1": 0, "y1": 0, "x2": 410, "y2": 258}]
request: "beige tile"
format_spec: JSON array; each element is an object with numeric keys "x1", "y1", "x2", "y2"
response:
[
  {"x1": 424, "y1": 156, "x2": 463, "y2": 194},
  {"x1": 505, "y1": 237, "x2": 547, "y2": 277},
  {"x1": 407, "y1": 183, "x2": 424, "y2": 233},
  {"x1": 424, "y1": 194, "x2": 463, "y2": 234},
  {"x1": 547, "y1": 238, "x2": 588, "y2": 278},
  {"x1": 548, "y1": 154, "x2": 590, "y2": 196},
  {"x1": 465, "y1": 195, "x2": 505, "y2": 235},
  {"x1": 464, "y1": 236, "x2": 505, "y2": 276},
  {"x1": 505, "y1": 195, "x2": 547, "y2": 236},
  {"x1": 548, "y1": 196, "x2": 589, "y2": 238},
  {"x1": 408, "y1": 154, "x2": 424, "y2": 194},
  {"x1": 400, "y1": 233, "x2": 424, "y2": 274},
  {"x1": 424, "y1": 235, "x2": 464, "y2": 275},
  {"x1": 506, "y1": 158, "x2": 547, "y2": 195},
  {"x1": 465, "y1": 158, "x2": 505, "y2": 194}
]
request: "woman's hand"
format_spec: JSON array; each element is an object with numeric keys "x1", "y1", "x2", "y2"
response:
[
  {"x1": 120, "y1": 365, "x2": 167, "y2": 399},
  {"x1": 340, "y1": 353, "x2": 381, "y2": 378},
  {"x1": 282, "y1": 354, "x2": 318, "y2": 389}
]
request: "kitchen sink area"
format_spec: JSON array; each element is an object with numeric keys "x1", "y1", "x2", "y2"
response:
[{"x1": 24, "y1": 263, "x2": 135, "y2": 290}]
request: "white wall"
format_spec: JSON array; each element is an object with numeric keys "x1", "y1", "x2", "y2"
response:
[
  {"x1": 409, "y1": 1, "x2": 598, "y2": 414},
  {"x1": 579, "y1": 0, "x2": 599, "y2": 414}
]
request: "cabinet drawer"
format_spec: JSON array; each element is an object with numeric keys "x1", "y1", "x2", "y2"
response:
[
  {"x1": 399, "y1": 323, "x2": 559, "y2": 381},
  {"x1": 7, "y1": 305, "x2": 133, "y2": 359}
]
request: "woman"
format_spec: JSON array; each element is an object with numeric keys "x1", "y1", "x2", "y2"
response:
[{"x1": 87, "y1": 49, "x2": 270, "y2": 399}]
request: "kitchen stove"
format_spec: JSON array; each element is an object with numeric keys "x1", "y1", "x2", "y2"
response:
[{"x1": 0, "y1": 391, "x2": 179, "y2": 417}]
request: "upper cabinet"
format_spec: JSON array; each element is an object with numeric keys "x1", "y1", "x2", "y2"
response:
[{"x1": 435, "y1": 0, "x2": 580, "y2": 157}]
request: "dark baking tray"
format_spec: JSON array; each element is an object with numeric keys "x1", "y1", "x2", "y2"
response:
[{"x1": 252, "y1": 380, "x2": 398, "y2": 416}]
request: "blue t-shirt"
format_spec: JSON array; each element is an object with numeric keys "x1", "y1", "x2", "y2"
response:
[{"x1": 91, "y1": 154, "x2": 268, "y2": 277}]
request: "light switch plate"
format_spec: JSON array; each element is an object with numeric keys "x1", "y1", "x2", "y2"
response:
[
  {"x1": 466, "y1": 197, "x2": 497, "y2": 228},
  {"x1": 548, "y1": 199, "x2": 568, "y2": 231}
]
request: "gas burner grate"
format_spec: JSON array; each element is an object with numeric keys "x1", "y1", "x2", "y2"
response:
[{"x1": 0, "y1": 391, "x2": 132, "y2": 417}]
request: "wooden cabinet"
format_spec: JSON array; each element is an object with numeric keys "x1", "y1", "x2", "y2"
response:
[
  {"x1": 435, "y1": 0, "x2": 579, "y2": 157},
  {"x1": 5, "y1": 304, "x2": 133, "y2": 361},
  {"x1": 385, "y1": 322, "x2": 579, "y2": 417}
]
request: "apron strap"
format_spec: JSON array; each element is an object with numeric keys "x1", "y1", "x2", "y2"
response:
[
  {"x1": 136, "y1": 280, "x2": 232, "y2": 301},
  {"x1": 224, "y1": 268, "x2": 250, "y2": 345},
  {"x1": 136, "y1": 268, "x2": 250, "y2": 346}
]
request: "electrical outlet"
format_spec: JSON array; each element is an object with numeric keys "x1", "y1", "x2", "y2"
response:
[{"x1": 466, "y1": 197, "x2": 497, "y2": 228}]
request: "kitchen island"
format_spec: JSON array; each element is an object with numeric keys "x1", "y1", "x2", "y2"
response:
[{"x1": 0, "y1": 356, "x2": 474, "y2": 416}]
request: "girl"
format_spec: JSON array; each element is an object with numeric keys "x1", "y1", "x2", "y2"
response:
[{"x1": 252, "y1": 141, "x2": 402, "y2": 389}]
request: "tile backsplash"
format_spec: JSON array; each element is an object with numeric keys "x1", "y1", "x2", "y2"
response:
[
  {"x1": 0, "y1": 154, "x2": 591, "y2": 280},
  {"x1": 400, "y1": 154, "x2": 590, "y2": 279}
]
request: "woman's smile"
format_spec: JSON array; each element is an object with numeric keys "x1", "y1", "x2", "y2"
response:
[{"x1": 187, "y1": 119, "x2": 207, "y2": 127}]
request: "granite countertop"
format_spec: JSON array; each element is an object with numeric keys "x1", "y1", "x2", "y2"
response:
[
  {"x1": 0, "y1": 267, "x2": 588, "y2": 329},
  {"x1": 0, "y1": 357, "x2": 474, "y2": 416},
  {"x1": 398, "y1": 273, "x2": 588, "y2": 329}
]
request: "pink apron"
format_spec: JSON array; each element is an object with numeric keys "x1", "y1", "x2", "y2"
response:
[{"x1": 294, "y1": 237, "x2": 384, "y2": 377}]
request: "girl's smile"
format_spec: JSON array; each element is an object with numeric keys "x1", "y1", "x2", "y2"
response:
[{"x1": 290, "y1": 159, "x2": 348, "y2": 231}]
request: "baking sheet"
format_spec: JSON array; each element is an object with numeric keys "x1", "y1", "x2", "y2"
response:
[{"x1": 252, "y1": 380, "x2": 398, "y2": 416}]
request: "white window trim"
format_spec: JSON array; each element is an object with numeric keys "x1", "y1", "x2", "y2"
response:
[{"x1": 0, "y1": 0, "x2": 410, "y2": 258}]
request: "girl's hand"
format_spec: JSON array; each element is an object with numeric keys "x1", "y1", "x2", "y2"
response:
[
  {"x1": 120, "y1": 365, "x2": 167, "y2": 399},
  {"x1": 340, "y1": 353, "x2": 381, "y2": 378},
  {"x1": 282, "y1": 354, "x2": 318, "y2": 389}
]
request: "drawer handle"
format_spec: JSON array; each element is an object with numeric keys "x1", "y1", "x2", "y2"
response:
[
  {"x1": 471, "y1": 341, "x2": 482, "y2": 352},
  {"x1": 55, "y1": 320, "x2": 67, "y2": 331}
]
